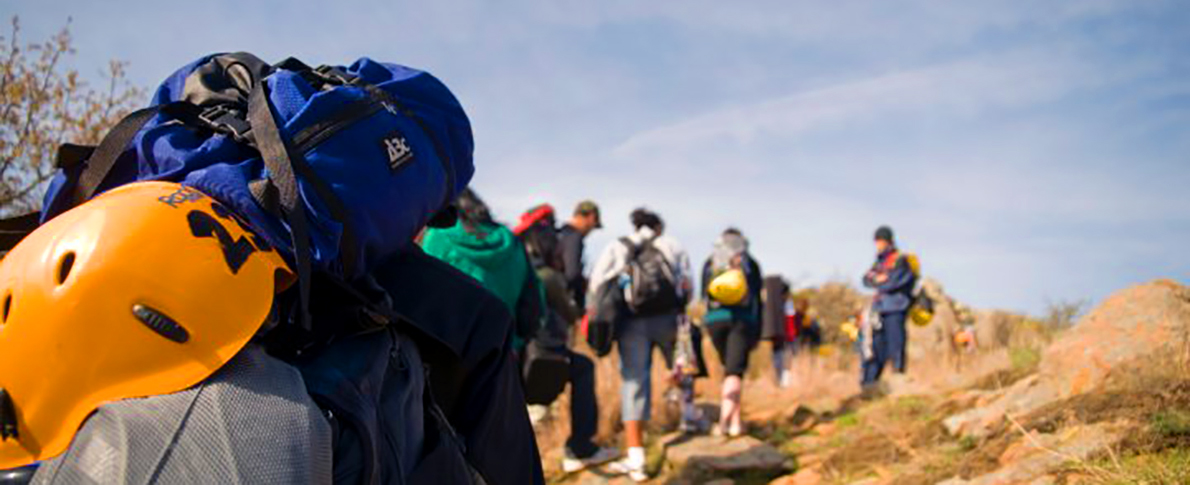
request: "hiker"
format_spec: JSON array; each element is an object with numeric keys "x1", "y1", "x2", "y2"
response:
[
  {"x1": 761, "y1": 276, "x2": 791, "y2": 386},
  {"x1": 587, "y1": 208, "x2": 692, "y2": 482},
  {"x1": 557, "y1": 200, "x2": 602, "y2": 309},
  {"x1": 790, "y1": 296, "x2": 823, "y2": 355},
  {"x1": 421, "y1": 189, "x2": 546, "y2": 352},
  {"x1": 860, "y1": 225, "x2": 918, "y2": 391},
  {"x1": 952, "y1": 302, "x2": 978, "y2": 353},
  {"x1": 0, "y1": 54, "x2": 545, "y2": 484},
  {"x1": 512, "y1": 204, "x2": 619, "y2": 473},
  {"x1": 786, "y1": 296, "x2": 823, "y2": 387},
  {"x1": 702, "y1": 228, "x2": 763, "y2": 437}
]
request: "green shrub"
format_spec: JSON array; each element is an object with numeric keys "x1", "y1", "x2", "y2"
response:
[
  {"x1": 836, "y1": 412, "x2": 861, "y2": 428},
  {"x1": 1151, "y1": 409, "x2": 1190, "y2": 438},
  {"x1": 1009, "y1": 346, "x2": 1041, "y2": 373}
]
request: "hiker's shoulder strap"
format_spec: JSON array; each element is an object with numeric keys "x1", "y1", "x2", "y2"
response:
[
  {"x1": 619, "y1": 237, "x2": 638, "y2": 255},
  {"x1": 640, "y1": 234, "x2": 660, "y2": 249},
  {"x1": 63, "y1": 103, "x2": 194, "y2": 211}
]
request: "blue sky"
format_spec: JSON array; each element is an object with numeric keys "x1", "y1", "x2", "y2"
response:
[{"x1": 12, "y1": 0, "x2": 1190, "y2": 314}]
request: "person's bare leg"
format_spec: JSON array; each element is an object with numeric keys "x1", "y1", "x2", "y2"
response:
[
  {"x1": 730, "y1": 377, "x2": 743, "y2": 434},
  {"x1": 624, "y1": 420, "x2": 643, "y2": 449},
  {"x1": 720, "y1": 375, "x2": 742, "y2": 435}
]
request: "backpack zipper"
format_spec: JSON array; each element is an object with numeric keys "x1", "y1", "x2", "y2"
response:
[{"x1": 291, "y1": 97, "x2": 384, "y2": 153}]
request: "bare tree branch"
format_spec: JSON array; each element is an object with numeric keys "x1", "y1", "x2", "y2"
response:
[{"x1": 0, "y1": 15, "x2": 142, "y2": 215}]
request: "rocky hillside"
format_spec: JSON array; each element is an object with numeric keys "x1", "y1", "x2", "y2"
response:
[{"x1": 545, "y1": 279, "x2": 1190, "y2": 484}]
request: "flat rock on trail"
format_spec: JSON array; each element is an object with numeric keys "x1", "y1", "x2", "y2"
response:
[{"x1": 662, "y1": 434, "x2": 791, "y2": 475}]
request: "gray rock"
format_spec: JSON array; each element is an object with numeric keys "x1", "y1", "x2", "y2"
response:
[{"x1": 665, "y1": 435, "x2": 791, "y2": 474}]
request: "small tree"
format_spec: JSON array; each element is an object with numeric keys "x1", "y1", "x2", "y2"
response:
[
  {"x1": 1041, "y1": 298, "x2": 1087, "y2": 331},
  {"x1": 0, "y1": 16, "x2": 142, "y2": 215},
  {"x1": 799, "y1": 280, "x2": 867, "y2": 345}
]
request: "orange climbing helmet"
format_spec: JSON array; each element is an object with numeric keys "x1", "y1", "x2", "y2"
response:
[{"x1": 0, "y1": 181, "x2": 292, "y2": 469}]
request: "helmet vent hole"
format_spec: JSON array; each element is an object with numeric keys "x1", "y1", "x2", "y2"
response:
[
  {"x1": 1, "y1": 292, "x2": 10, "y2": 323},
  {"x1": 56, "y1": 252, "x2": 76, "y2": 285}
]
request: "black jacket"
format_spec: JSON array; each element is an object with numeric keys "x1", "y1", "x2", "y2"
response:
[
  {"x1": 761, "y1": 276, "x2": 789, "y2": 340},
  {"x1": 376, "y1": 248, "x2": 545, "y2": 485},
  {"x1": 556, "y1": 224, "x2": 587, "y2": 309}
]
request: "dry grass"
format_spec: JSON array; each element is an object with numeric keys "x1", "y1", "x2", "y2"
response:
[
  {"x1": 536, "y1": 288, "x2": 1169, "y2": 484},
  {"x1": 537, "y1": 328, "x2": 861, "y2": 480}
]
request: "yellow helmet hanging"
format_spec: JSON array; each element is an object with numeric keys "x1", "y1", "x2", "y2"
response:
[
  {"x1": 910, "y1": 305, "x2": 934, "y2": 327},
  {"x1": 0, "y1": 182, "x2": 292, "y2": 469},
  {"x1": 708, "y1": 269, "x2": 747, "y2": 306}
]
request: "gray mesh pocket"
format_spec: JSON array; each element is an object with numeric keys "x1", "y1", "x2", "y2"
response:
[{"x1": 33, "y1": 345, "x2": 332, "y2": 484}]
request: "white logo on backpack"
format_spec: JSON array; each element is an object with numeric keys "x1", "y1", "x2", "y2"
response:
[{"x1": 381, "y1": 133, "x2": 414, "y2": 171}]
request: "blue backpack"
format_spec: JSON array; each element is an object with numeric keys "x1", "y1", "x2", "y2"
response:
[
  {"x1": 24, "y1": 52, "x2": 474, "y2": 334},
  {"x1": 0, "y1": 54, "x2": 551, "y2": 484}
]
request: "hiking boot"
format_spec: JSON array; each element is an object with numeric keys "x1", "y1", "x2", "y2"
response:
[
  {"x1": 606, "y1": 456, "x2": 649, "y2": 482},
  {"x1": 561, "y1": 447, "x2": 619, "y2": 474}
]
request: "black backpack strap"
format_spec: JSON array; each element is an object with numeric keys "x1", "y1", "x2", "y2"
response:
[
  {"x1": 247, "y1": 82, "x2": 314, "y2": 333},
  {"x1": 66, "y1": 102, "x2": 193, "y2": 209},
  {"x1": 619, "y1": 237, "x2": 637, "y2": 256},
  {"x1": 0, "y1": 212, "x2": 41, "y2": 251},
  {"x1": 55, "y1": 143, "x2": 96, "y2": 169}
]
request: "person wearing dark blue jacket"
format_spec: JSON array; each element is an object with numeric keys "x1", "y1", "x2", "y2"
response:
[{"x1": 860, "y1": 225, "x2": 917, "y2": 388}]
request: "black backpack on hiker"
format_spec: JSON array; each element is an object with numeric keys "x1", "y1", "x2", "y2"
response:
[
  {"x1": 587, "y1": 279, "x2": 627, "y2": 357},
  {"x1": 521, "y1": 311, "x2": 571, "y2": 405},
  {"x1": 620, "y1": 237, "x2": 680, "y2": 317}
]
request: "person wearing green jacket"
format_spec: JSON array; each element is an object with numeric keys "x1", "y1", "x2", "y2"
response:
[{"x1": 421, "y1": 188, "x2": 545, "y2": 350}]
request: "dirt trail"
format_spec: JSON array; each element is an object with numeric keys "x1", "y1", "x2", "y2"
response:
[{"x1": 543, "y1": 280, "x2": 1190, "y2": 484}]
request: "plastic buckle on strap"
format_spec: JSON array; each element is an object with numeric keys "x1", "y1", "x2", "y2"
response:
[
  {"x1": 198, "y1": 105, "x2": 253, "y2": 143},
  {"x1": 313, "y1": 66, "x2": 358, "y2": 86}
]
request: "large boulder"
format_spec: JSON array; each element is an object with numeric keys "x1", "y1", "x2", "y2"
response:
[
  {"x1": 1039, "y1": 279, "x2": 1190, "y2": 396},
  {"x1": 664, "y1": 435, "x2": 791, "y2": 475},
  {"x1": 944, "y1": 280, "x2": 1190, "y2": 437}
]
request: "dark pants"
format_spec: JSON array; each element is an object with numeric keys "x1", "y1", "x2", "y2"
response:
[
  {"x1": 708, "y1": 321, "x2": 757, "y2": 377},
  {"x1": 565, "y1": 350, "x2": 600, "y2": 458},
  {"x1": 860, "y1": 311, "x2": 907, "y2": 385},
  {"x1": 884, "y1": 311, "x2": 907, "y2": 373}
]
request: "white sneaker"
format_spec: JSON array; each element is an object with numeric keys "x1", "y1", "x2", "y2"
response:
[
  {"x1": 561, "y1": 446, "x2": 619, "y2": 473},
  {"x1": 713, "y1": 422, "x2": 744, "y2": 438},
  {"x1": 606, "y1": 457, "x2": 649, "y2": 482},
  {"x1": 526, "y1": 404, "x2": 549, "y2": 426}
]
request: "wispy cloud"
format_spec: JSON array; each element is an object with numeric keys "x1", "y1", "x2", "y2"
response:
[
  {"x1": 12, "y1": 0, "x2": 1190, "y2": 313},
  {"x1": 614, "y1": 48, "x2": 1115, "y2": 159}
]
